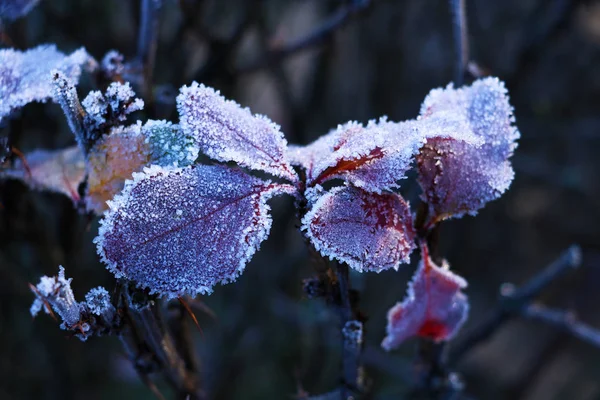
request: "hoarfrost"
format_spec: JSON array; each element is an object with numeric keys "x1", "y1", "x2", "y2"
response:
[
  {"x1": 30, "y1": 266, "x2": 81, "y2": 327},
  {"x1": 142, "y1": 119, "x2": 199, "y2": 167}
]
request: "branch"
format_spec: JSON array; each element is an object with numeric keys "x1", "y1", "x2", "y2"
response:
[
  {"x1": 137, "y1": 0, "x2": 162, "y2": 99},
  {"x1": 520, "y1": 304, "x2": 600, "y2": 348},
  {"x1": 449, "y1": 0, "x2": 468, "y2": 86},
  {"x1": 448, "y1": 245, "x2": 582, "y2": 365},
  {"x1": 236, "y1": 0, "x2": 374, "y2": 73}
]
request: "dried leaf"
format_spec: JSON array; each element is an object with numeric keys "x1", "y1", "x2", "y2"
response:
[
  {"x1": 381, "y1": 244, "x2": 468, "y2": 350},
  {"x1": 1, "y1": 145, "x2": 85, "y2": 201},
  {"x1": 417, "y1": 77, "x2": 519, "y2": 223},
  {"x1": 177, "y1": 82, "x2": 298, "y2": 182},
  {"x1": 301, "y1": 185, "x2": 416, "y2": 272},
  {"x1": 0, "y1": 45, "x2": 93, "y2": 123},
  {"x1": 95, "y1": 164, "x2": 296, "y2": 297}
]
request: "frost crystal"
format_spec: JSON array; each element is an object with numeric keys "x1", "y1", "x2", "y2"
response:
[
  {"x1": 0, "y1": 45, "x2": 92, "y2": 123},
  {"x1": 301, "y1": 186, "x2": 416, "y2": 272},
  {"x1": 142, "y1": 120, "x2": 199, "y2": 167},
  {"x1": 381, "y1": 244, "x2": 469, "y2": 350},
  {"x1": 83, "y1": 287, "x2": 114, "y2": 317},
  {"x1": 86, "y1": 123, "x2": 151, "y2": 213},
  {"x1": 100, "y1": 50, "x2": 125, "y2": 79},
  {"x1": 0, "y1": 145, "x2": 85, "y2": 201},
  {"x1": 0, "y1": 0, "x2": 40, "y2": 21},
  {"x1": 417, "y1": 77, "x2": 519, "y2": 222},
  {"x1": 177, "y1": 82, "x2": 298, "y2": 182},
  {"x1": 95, "y1": 164, "x2": 296, "y2": 298},
  {"x1": 82, "y1": 82, "x2": 144, "y2": 133},
  {"x1": 290, "y1": 118, "x2": 428, "y2": 193},
  {"x1": 30, "y1": 266, "x2": 81, "y2": 327}
]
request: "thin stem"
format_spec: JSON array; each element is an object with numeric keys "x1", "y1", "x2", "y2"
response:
[
  {"x1": 449, "y1": 0, "x2": 468, "y2": 86},
  {"x1": 137, "y1": 0, "x2": 162, "y2": 100}
]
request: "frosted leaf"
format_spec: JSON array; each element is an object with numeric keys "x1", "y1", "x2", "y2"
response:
[
  {"x1": 289, "y1": 118, "x2": 428, "y2": 193},
  {"x1": 82, "y1": 82, "x2": 144, "y2": 133},
  {"x1": 0, "y1": 45, "x2": 93, "y2": 123},
  {"x1": 142, "y1": 120, "x2": 199, "y2": 167},
  {"x1": 381, "y1": 244, "x2": 468, "y2": 350},
  {"x1": 0, "y1": 0, "x2": 40, "y2": 21},
  {"x1": 1, "y1": 145, "x2": 85, "y2": 201},
  {"x1": 29, "y1": 266, "x2": 81, "y2": 327},
  {"x1": 86, "y1": 123, "x2": 151, "y2": 214},
  {"x1": 95, "y1": 164, "x2": 297, "y2": 298},
  {"x1": 83, "y1": 287, "x2": 114, "y2": 318},
  {"x1": 417, "y1": 77, "x2": 519, "y2": 223},
  {"x1": 301, "y1": 185, "x2": 416, "y2": 272},
  {"x1": 177, "y1": 82, "x2": 298, "y2": 182}
]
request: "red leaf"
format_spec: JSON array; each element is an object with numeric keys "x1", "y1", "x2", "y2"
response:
[
  {"x1": 381, "y1": 243, "x2": 468, "y2": 350},
  {"x1": 301, "y1": 186, "x2": 416, "y2": 272},
  {"x1": 95, "y1": 164, "x2": 295, "y2": 298}
]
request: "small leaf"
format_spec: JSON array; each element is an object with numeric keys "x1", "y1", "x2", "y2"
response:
[
  {"x1": 177, "y1": 82, "x2": 298, "y2": 182},
  {"x1": 381, "y1": 243, "x2": 468, "y2": 350},
  {"x1": 0, "y1": 0, "x2": 40, "y2": 21},
  {"x1": 82, "y1": 81, "x2": 144, "y2": 134},
  {"x1": 0, "y1": 45, "x2": 94, "y2": 123},
  {"x1": 142, "y1": 119, "x2": 199, "y2": 168},
  {"x1": 1, "y1": 145, "x2": 85, "y2": 201},
  {"x1": 301, "y1": 185, "x2": 416, "y2": 272},
  {"x1": 417, "y1": 77, "x2": 519, "y2": 223},
  {"x1": 289, "y1": 118, "x2": 428, "y2": 193},
  {"x1": 95, "y1": 164, "x2": 296, "y2": 298}
]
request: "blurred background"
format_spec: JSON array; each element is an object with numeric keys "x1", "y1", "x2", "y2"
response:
[{"x1": 1, "y1": 0, "x2": 600, "y2": 399}]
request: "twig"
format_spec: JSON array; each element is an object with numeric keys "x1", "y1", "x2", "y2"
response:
[
  {"x1": 237, "y1": 0, "x2": 374, "y2": 73},
  {"x1": 448, "y1": 245, "x2": 582, "y2": 365},
  {"x1": 449, "y1": 0, "x2": 468, "y2": 86},
  {"x1": 520, "y1": 304, "x2": 600, "y2": 348},
  {"x1": 137, "y1": 0, "x2": 162, "y2": 100}
]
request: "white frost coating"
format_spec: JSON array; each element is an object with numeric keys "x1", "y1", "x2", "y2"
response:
[
  {"x1": 83, "y1": 287, "x2": 114, "y2": 317},
  {"x1": 82, "y1": 82, "x2": 144, "y2": 131},
  {"x1": 29, "y1": 266, "x2": 81, "y2": 327},
  {"x1": 0, "y1": 45, "x2": 93, "y2": 123},
  {"x1": 0, "y1": 0, "x2": 40, "y2": 20},
  {"x1": 177, "y1": 82, "x2": 298, "y2": 182},
  {"x1": 417, "y1": 77, "x2": 520, "y2": 221},
  {"x1": 100, "y1": 50, "x2": 125, "y2": 78},
  {"x1": 95, "y1": 164, "x2": 296, "y2": 298},
  {"x1": 382, "y1": 244, "x2": 469, "y2": 350},
  {"x1": 301, "y1": 185, "x2": 416, "y2": 273},
  {"x1": 142, "y1": 119, "x2": 199, "y2": 167}
]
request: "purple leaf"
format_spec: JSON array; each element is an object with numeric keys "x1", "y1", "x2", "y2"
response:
[
  {"x1": 0, "y1": 45, "x2": 94, "y2": 123},
  {"x1": 382, "y1": 243, "x2": 469, "y2": 351},
  {"x1": 289, "y1": 118, "x2": 429, "y2": 193},
  {"x1": 95, "y1": 164, "x2": 296, "y2": 297},
  {"x1": 177, "y1": 82, "x2": 298, "y2": 182},
  {"x1": 417, "y1": 77, "x2": 519, "y2": 223},
  {"x1": 301, "y1": 185, "x2": 416, "y2": 272}
]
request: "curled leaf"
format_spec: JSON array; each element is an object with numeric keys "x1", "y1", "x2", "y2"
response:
[
  {"x1": 0, "y1": 45, "x2": 94, "y2": 123},
  {"x1": 301, "y1": 186, "x2": 416, "y2": 272},
  {"x1": 0, "y1": 145, "x2": 85, "y2": 201},
  {"x1": 95, "y1": 164, "x2": 296, "y2": 298},
  {"x1": 382, "y1": 244, "x2": 468, "y2": 350},
  {"x1": 417, "y1": 77, "x2": 519, "y2": 223},
  {"x1": 177, "y1": 82, "x2": 298, "y2": 182}
]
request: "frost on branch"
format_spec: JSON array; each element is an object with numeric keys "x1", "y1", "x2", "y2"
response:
[
  {"x1": 86, "y1": 123, "x2": 151, "y2": 213},
  {"x1": 0, "y1": 146, "x2": 85, "y2": 202},
  {"x1": 30, "y1": 267, "x2": 117, "y2": 341},
  {"x1": 95, "y1": 164, "x2": 296, "y2": 298},
  {"x1": 0, "y1": 0, "x2": 40, "y2": 21},
  {"x1": 289, "y1": 118, "x2": 429, "y2": 193},
  {"x1": 0, "y1": 45, "x2": 93, "y2": 124},
  {"x1": 417, "y1": 77, "x2": 519, "y2": 223},
  {"x1": 82, "y1": 82, "x2": 144, "y2": 133},
  {"x1": 142, "y1": 120, "x2": 199, "y2": 167},
  {"x1": 301, "y1": 186, "x2": 416, "y2": 272},
  {"x1": 177, "y1": 82, "x2": 298, "y2": 182},
  {"x1": 381, "y1": 244, "x2": 468, "y2": 351}
]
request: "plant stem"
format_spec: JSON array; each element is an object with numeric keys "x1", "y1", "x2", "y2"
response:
[{"x1": 449, "y1": 0, "x2": 468, "y2": 86}]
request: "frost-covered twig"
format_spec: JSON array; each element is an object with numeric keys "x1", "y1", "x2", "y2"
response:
[
  {"x1": 449, "y1": 0, "x2": 468, "y2": 86},
  {"x1": 237, "y1": 0, "x2": 374, "y2": 73},
  {"x1": 448, "y1": 245, "x2": 582, "y2": 365},
  {"x1": 520, "y1": 303, "x2": 600, "y2": 348}
]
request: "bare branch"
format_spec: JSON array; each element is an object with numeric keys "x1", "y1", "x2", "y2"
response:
[
  {"x1": 137, "y1": 0, "x2": 162, "y2": 99},
  {"x1": 449, "y1": 0, "x2": 468, "y2": 86}
]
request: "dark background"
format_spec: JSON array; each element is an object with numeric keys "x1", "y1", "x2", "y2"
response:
[{"x1": 1, "y1": 0, "x2": 600, "y2": 399}]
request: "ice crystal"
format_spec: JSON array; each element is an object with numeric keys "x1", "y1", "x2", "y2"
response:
[
  {"x1": 30, "y1": 266, "x2": 81, "y2": 327},
  {"x1": 0, "y1": 146, "x2": 85, "y2": 201},
  {"x1": 86, "y1": 123, "x2": 151, "y2": 213},
  {"x1": 95, "y1": 164, "x2": 296, "y2": 298},
  {"x1": 52, "y1": 70, "x2": 88, "y2": 150},
  {"x1": 416, "y1": 77, "x2": 519, "y2": 222},
  {"x1": 0, "y1": 0, "x2": 40, "y2": 21},
  {"x1": 381, "y1": 244, "x2": 469, "y2": 350},
  {"x1": 83, "y1": 287, "x2": 114, "y2": 318},
  {"x1": 82, "y1": 82, "x2": 144, "y2": 133},
  {"x1": 142, "y1": 120, "x2": 199, "y2": 167},
  {"x1": 100, "y1": 50, "x2": 125, "y2": 79},
  {"x1": 177, "y1": 82, "x2": 298, "y2": 182},
  {"x1": 301, "y1": 185, "x2": 416, "y2": 272},
  {"x1": 0, "y1": 45, "x2": 92, "y2": 123}
]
